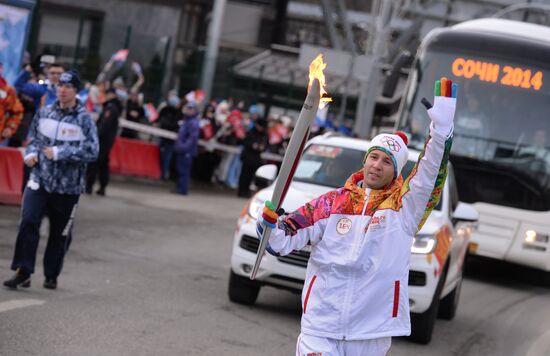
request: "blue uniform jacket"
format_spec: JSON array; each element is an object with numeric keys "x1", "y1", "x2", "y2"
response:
[
  {"x1": 25, "y1": 100, "x2": 99, "y2": 195},
  {"x1": 13, "y1": 70, "x2": 47, "y2": 108},
  {"x1": 175, "y1": 114, "x2": 200, "y2": 157}
]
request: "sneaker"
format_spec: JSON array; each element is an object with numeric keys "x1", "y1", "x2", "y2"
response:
[
  {"x1": 3, "y1": 268, "x2": 31, "y2": 289},
  {"x1": 96, "y1": 188, "x2": 105, "y2": 196},
  {"x1": 43, "y1": 278, "x2": 57, "y2": 290}
]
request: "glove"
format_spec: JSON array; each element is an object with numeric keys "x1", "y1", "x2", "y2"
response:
[
  {"x1": 256, "y1": 200, "x2": 285, "y2": 237},
  {"x1": 256, "y1": 201, "x2": 285, "y2": 256},
  {"x1": 421, "y1": 77, "x2": 457, "y2": 136}
]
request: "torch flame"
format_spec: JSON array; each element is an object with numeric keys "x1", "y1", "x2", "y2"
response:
[{"x1": 308, "y1": 54, "x2": 332, "y2": 109}]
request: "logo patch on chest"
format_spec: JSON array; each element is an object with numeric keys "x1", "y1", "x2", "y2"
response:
[
  {"x1": 336, "y1": 217, "x2": 352, "y2": 235},
  {"x1": 59, "y1": 127, "x2": 81, "y2": 140},
  {"x1": 366, "y1": 215, "x2": 387, "y2": 232}
]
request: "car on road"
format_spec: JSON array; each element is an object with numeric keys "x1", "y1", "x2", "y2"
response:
[{"x1": 228, "y1": 132, "x2": 478, "y2": 344}]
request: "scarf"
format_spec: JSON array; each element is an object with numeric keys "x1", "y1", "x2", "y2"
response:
[{"x1": 344, "y1": 170, "x2": 404, "y2": 216}]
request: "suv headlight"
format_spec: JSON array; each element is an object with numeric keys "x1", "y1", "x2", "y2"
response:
[
  {"x1": 411, "y1": 235, "x2": 437, "y2": 254},
  {"x1": 248, "y1": 196, "x2": 263, "y2": 220}
]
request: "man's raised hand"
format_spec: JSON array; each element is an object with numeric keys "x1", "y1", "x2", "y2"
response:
[{"x1": 421, "y1": 77, "x2": 457, "y2": 136}]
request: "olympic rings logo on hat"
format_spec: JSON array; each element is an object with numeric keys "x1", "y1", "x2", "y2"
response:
[{"x1": 381, "y1": 136, "x2": 401, "y2": 152}]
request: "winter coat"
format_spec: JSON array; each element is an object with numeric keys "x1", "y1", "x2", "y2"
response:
[
  {"x1": 0, "y1": 78, "x2": 24, "y2": 137},
  {"x1": 25, "y1": 100, "x2": 99, "y2": 195},
  {"x1": 13, "y1": 70, "x2": 47, "y2": 109},
  {"x1": 240, "y1": 127, "x2": 267, "y2": 167},
  {"x1": 158, "y1": 106, "x2": 182, "y2": 133},
  {"x1": 121, "y1": 99, "x2": 145, "y2": 139},
  {"x1": 96, "y1": 97, "x2": 122, "y2": 149},
  {"x1": 268, "y1": 125, "x2": 452, "y2": 340},
  {"x1": 175, "y1": 114, "x2": 200, "y2": 157}
]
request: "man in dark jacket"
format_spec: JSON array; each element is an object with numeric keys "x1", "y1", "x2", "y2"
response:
[
  {"x1": 174, "y1": 102, "x2": 200, "y2": 195},
  {"x1": 158, "y1": 94, "x2": 182, "y2": 180},
  {"x1": 120, "y1": 91, "x2": 144, "y2": 139},
  {"x1": 238, "y1": 117, "x2": 268, "y2": 198},
  {"x1": 86, "y1": 88, "x2": 122, "y2": 196}
]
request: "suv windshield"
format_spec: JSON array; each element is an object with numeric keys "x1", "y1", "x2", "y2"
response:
[{"x1": 293, "y1": 144, "x2": 364, "y2": 188}]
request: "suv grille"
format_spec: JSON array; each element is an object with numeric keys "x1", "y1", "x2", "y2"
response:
[
  {"x1": 408, "y1": 271, "x2": 427, "y2": 286},
  {"x1": 277, "y1": 250, "x2": 310, "y2": 268},
  {"x1": 239, "y1": 235, "x2": 259, "y2": 253}
]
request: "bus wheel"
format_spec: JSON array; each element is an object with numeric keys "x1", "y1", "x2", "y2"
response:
[{"x1": 228, "y1": 270, "x2": 260, "y2": 305}]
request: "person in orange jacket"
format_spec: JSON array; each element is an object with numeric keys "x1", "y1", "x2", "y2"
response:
[{"x1": 0, "y1": 63, "x2": 24, "y2": 146}]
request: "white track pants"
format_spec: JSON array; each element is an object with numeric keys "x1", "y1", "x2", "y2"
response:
[{"x1": 296, "y1": 333, "x2": 392, "y2": 356}]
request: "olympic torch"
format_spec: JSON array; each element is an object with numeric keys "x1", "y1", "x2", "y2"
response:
[{"x1": 250, "y1": 54, "x2": 331, "y2": 280}]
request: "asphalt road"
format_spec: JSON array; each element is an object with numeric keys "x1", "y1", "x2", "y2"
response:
[{"x1": 1, "y1": 179, "x2": 549, "y2": 355}]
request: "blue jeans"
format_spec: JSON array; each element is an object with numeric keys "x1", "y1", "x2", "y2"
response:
[
  {"x1": 225, "y1": 152, "x2": 242, "y2": 188},
  {"x1": 11, "y1": 186, "x2": 79, "y2": 278}
]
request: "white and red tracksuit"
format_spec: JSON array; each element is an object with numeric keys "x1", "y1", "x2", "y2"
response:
[{"x1": 268, "y1": 124, "x2": 452, "y2": 349}]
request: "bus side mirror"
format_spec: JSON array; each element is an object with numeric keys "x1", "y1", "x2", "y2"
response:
[{"x1": 382, "y1": 51, "x2": 413, "y2": 98}]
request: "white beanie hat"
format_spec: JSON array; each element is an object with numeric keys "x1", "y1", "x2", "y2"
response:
[{"x1": 366, "y1": 131, "x2": 409, "y2": 179}]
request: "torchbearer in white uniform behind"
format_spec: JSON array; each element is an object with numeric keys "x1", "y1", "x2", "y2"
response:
[{"x1": 256, "y1": 77, "x2": 457, "y2": 356}]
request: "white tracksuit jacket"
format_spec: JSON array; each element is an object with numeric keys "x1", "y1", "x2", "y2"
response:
[{"x1": 268, "y1": 124, "x2": 453, "y2": 340}]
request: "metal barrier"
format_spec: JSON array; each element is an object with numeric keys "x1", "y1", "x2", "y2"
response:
[{"x1": 119, "y1": 118, "x2": 284, "y2": 162}]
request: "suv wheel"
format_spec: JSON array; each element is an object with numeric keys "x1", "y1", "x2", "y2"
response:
[
  {"x1": 409, "y1": 263, "x2": 448, "y2": 344},
  {"x1": 438, "y1": 268, "x2": 463, "y2": 320},
  {"x1": 228, "y1": 270, "x2": 260, "y2": 305}
]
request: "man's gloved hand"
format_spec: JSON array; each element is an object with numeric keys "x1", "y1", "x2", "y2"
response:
[
  {"x1": 256, "y1": 201, "x2": 285, "y2": 256},
  {"x1": 255, "y1": 200, "x2": 284, "y2": 238},
  {"x1": 421, "y1": 77, "x2": 457, "y2": 136}
]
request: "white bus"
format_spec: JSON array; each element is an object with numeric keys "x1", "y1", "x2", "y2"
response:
[{"x1": 397, "y1": 18, "x2": 550, "y2": 274}]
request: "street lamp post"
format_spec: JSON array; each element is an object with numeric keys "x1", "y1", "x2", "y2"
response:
[
  {"x1": 354, "y1": 0, "x2": 393, "y2": 139},
  {"x1": 200, "y1": 0, "x2": 227, "y2": 104}
]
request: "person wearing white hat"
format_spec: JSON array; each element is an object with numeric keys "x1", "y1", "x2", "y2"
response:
[{"x1": 256, "y1": 77, "x2": 457, "y2": 355}]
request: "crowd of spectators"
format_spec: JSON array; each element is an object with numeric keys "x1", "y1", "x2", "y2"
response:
[{"x1": 2, "y1": 54, "x2": 357, "y2": 198}]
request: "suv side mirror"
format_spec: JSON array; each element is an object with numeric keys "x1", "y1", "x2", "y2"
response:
[
  {"x1": 452, "y1": 202, "x2": 479, "y2": 223},
  {"x1": 255, "y1": 164, "x2": 277, "y2": 184}
]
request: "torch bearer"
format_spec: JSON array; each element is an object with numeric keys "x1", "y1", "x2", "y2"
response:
[{"x1": 250, "y1": 54, "x2": 331, "y2": 280}]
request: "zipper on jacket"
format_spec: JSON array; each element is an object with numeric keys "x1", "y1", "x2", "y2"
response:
[
  {"x1": 352, "y1": 190, "x2": 371, "y2": 260},
  {"x1": 360, "y1": 188, "x2": 371, "y2": 216}
]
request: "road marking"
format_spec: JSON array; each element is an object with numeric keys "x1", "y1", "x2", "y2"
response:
[
  {"x1": 527, "y1": 329, "x2": 550, "y2": 356},
  {"x1": 0, "y1": 299, "x2": 45, "y2": 313}
]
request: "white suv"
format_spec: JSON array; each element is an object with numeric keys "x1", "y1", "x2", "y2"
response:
[{"x1": 228, "y1": 133, "x2": 478, "y2": 344}]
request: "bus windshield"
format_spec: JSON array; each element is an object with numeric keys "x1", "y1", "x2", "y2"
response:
[{"x1": 399, "y1": 49, "x2": 550, "y2": 211}]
